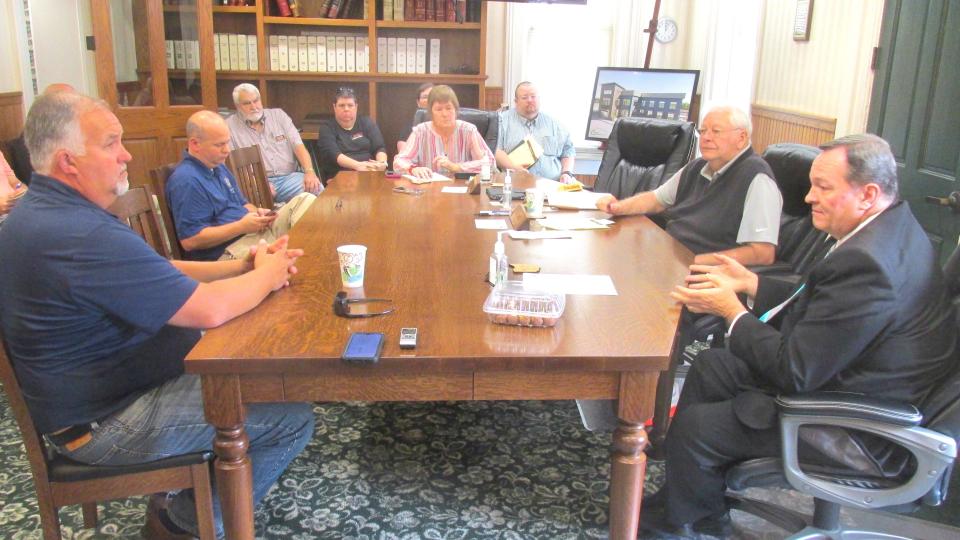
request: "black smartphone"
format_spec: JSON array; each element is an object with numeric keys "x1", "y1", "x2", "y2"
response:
[
  {"x1": 454, "y1": 172, "x2": 473, "y2": 180},
  {"x1": 341, "y1": 332, "x2": 385, "y2": 363},
  {"x1": 485, "y1": 187, "x2": 525, "y2": 202}
]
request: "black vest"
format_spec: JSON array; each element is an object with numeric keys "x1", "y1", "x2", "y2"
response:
[{"x1": 662, "y1": 148, "x2": 773, "y2": 254}]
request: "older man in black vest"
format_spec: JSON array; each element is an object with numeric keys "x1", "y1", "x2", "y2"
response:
[{"x1": 596, "y1": 106, "x2": 782, "y2": 265}]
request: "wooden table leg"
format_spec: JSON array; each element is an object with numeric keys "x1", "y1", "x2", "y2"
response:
[
  {"x1": 202, "y1": 375, "x2": 254, "y2": 540},
  {"x1": 609, "y1": 421, "x2": 647, "y2": 540}
]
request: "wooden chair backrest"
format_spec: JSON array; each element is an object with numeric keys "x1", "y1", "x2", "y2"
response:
[
  {"x1": 108, "y1": 185, "x2": 173, "y2": 259},
  {"x1": 0, "y1": 337, "x2": 54, "y2": 488},
  {"x1": 148, "y1": 163, "x2": 183, "y2": 259},
  {"x1": 226, "y1": 144, "x2": 274, "y2": 209}
]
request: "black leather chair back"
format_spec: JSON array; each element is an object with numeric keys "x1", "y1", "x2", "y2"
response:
[
  {"x1": 762, "y1": 143, "x2": 821, "y2": 219},
  {"x1": 593, "y1": 117, "x2": 695, "y2": 200},
  {"x1": 412, "y1": 107, "x2": 499, "y2": 153}
]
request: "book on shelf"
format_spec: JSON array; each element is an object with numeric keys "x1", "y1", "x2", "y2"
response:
[
  {"x1": 238, "y1": 35, "x2": 250, "y2": 71},
  {"x1": 415, "y1": 0, "x2": 426, "y2": 21},
  {"x1": 445, "y1": 0, "x2": 456, "y2": 22},
  {"x1": 327, "y1": 0, "x2": 344, "y2": 18},
  {"x1": 307, "y1": 36, "x2": 318, "y2": 72},
  {"x1": 173, "y1": 40, "x2": 186, "y2": 69},
  {"x1": 269, "y1": 35, "x2": 280, "y2": 71},
  {"x1": 405, "y1": 0, "x2": 415, "y2": 21},
  {"x1": 387, "y1": 37, "x2": 397, "y2": 73},
  {"x1": 274, "y1": 0, "x2": 293, "y2": 17},
  {"x1": 218, "y1": 34, "x2": 231, "y2": 70},
  {"x1": 326, "y1": 35, "x2": 337, "y2": 72},
  {"x1": 429, "y1": 37, "x2": 439, "y2": 74},
  {"x1": 345, "y1": 36, "x2": 356, "y2": 72},
  {"x1": 415, "y1": 38, "x2": 426, "y2": 74},
  {"x1": 377, "y1": 37, "x2": 387, "y2": 72},
  {"x1": 406, "y1": 38, "x2": 417, "y2": 74},
  {"x1": 214, "y1": 36, "x2": 221, "y2": 70},
  {"x1": 396, "y1": 37, "x2": 406, "y2": 74},
  {"x1": 277, "y1": 35, "x2": 289, "y2": 71},
  {"x1": 288, "y1": 0, "x2": 301, "y2": 17},
  {"x1": 454, "y1": 0, "x2": 465, "y2": 23},
  {"x1": 317, "y1": 35, "x2": 328, "y2": 71},
  {"x1": 357, "y1": 36, "x2": 369, "y2": 72},
  {"x1": 184, "y1": 40, "x2": 195, "y2": 70},
  {"x1": 318, "y1": 0, "x2": 334, "y2": 18},
  {"x1": 335, "y1": 35, "x2": 347, "y2": 72},
  {"x1": 247, "y1": 35, "x2": 258, "y2": 70},
  {"x1": 165, "y1": 40, "x2": 175, "y2": 69},
  {"x1": 227, "y1": 34, "x2": 240, "y2": 70},
  {"x1": 287, "y1": 34, "x2": 299, "y2": 72},
  {"x1": 394, "y1": 0, "x2": 404, "y2": 21},
  {"x1": 383, "y1": 0, "x2": 393, "y2": 21},
  {"x1": 298, "y1": 35, "x2": 309, "y2": 71}
]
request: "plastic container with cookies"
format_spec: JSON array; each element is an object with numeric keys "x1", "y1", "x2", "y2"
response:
[{"x1": 483, "y1": 281, "x2": 565, "y2": 327}]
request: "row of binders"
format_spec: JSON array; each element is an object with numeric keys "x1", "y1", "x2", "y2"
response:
[
  {"x1": 269, "y1": 35, "x2": 370, "y2": 73},
  {"x1": 214, "y1": 34, "x2": 259, "y2": 72},
  {"x1": 376, "y1": 37, "x2": 440, "y2": 74},
  {"x1": 166, "y1": 40, "x2": 203, "y2": 71}
]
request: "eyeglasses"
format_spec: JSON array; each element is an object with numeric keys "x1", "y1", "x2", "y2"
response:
[
  {"x1": 332, "y1": 291, "x2": 395, "y2": 318},
  {"x1": 696, "y1": 127, "x2": 743, "y2": 137}
]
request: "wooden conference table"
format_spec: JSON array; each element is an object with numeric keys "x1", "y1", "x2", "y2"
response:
[{"x1": 185, "y1": 171, "x2": 693, "y2": 539}]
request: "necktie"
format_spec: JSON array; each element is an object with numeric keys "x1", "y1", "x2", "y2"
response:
[{"x1": 758, "y1": 283, "x2": 805, "y2": 323}]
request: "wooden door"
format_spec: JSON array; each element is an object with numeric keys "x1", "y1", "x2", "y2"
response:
[
  {"x1": 90, "y1": 0, "x2": 217, "y2": 190},
  {"x1": 867, "y1": 0, "x2": 960, "y2": 262}
]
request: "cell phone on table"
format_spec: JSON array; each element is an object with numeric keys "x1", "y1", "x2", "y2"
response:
[
  {"x1": 341, "y1": 332, "x2": 385, "y2": 364},
  {"x1": 385, "y1": 170, "x2": 402, "y2": 179}
]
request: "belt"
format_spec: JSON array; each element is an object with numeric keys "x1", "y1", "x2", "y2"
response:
[{"x1": 45, "y1": 421, "x2": 100, "y2": 452}]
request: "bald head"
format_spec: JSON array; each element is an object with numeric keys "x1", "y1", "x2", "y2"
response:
[
  {"x1": 42, "y1": 83, "x2": 77, "y2": 96},
  {"x1": 186, "y1": 111, "x2": 232, "y2": 169}
]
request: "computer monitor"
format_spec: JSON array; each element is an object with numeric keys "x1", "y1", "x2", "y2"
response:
[{"x1": 585, "y1": 67, "x2": 700, "y2": 142}]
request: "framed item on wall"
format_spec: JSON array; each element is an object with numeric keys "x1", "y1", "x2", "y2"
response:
[{"x1": 793, "y1": 0, "x2": 813, "y2": 41}]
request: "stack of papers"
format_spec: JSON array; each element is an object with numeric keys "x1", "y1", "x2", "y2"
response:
[
  {"x1": 403, "y1": 172, "x2": 452, "y2": 184},
  {"x1": 546, "y1": 190, "x2": 607, "y2": 210}
]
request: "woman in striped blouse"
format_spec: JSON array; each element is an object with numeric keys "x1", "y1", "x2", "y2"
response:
[{"x1": 393, "y1": 85, "x2": 494, "y2": 180}]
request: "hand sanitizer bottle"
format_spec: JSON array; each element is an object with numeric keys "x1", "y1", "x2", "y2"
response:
[
  {"x1": 489, "y1": 231, "x2": 508, "y2": 286},
  {"x1": 502, "y1": 169, "x2": 513, "y2": 208}
]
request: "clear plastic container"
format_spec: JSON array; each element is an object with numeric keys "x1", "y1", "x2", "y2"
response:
[{"x1": 483, "y1": 281, "x2": 565, "y2": 327}]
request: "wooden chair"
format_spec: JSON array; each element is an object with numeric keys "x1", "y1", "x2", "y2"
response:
[
  {"x1": 148, "y1": 163, "x2": 183, "y2": 259},
  {"x1": 0, "y1": 337, "x2": 217, "y2": 540},
  {"x1": 107, "y1": 185, "x2": 173, "y2": 259},
  {"x1": 226, "y1": 144, "x2": 275, "y2": 209}
]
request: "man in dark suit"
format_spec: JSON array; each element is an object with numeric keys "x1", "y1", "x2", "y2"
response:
[{"x1": 643, "y1": 134, "x2": 957, "y2": 539}]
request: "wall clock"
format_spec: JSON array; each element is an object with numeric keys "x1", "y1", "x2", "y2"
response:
[{"x1": 655, "y1": 16, "x2": 678, "y2": 44}]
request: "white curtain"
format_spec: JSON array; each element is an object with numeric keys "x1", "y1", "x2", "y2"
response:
[
  {"x1": 503, "y1": 0, "x2": 647, "y2": 147},
  {"x1": 698, "y1": 0, "x2": 764, "y2": 117}
]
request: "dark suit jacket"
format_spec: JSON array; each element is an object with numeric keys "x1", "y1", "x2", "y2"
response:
[
  {"x1": 7, "y1": 134, "x2": 33, "y2": 186},
  {"x1": 729, "y1": 201, "x2": 956, "y2": 408}
]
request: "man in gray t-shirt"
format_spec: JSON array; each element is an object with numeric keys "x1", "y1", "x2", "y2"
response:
[{"x1": 226, "y1": 83, "x2": 323, "y2": 203}]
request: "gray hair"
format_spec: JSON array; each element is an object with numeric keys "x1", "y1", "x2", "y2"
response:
[
  {"x1": 24, "y1": 93, "x2": 107, "y2": 174},
  {"x1": 232, "y1": 83, "x2": 260, "y2": 105},
  {"x1": 820, "y1": 134, "x2": 899, "y2": 199},
  {"x1": 705, "y1": 106, "x2": 752, "y2": 138}
]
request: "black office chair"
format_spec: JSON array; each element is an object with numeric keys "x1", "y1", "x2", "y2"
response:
[
  {"x1": 722, "y1": 246, "x2": 960, "y2": 539},
  {"x1": 593, "y1": 117, "x2": 696, "y2": 200},
  {"x1": 412, "y1": 107, "x2": 500, "y2": 153}
]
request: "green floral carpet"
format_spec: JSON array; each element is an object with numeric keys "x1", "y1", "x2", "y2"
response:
[{"x1": 0, "y1": 394, "x2": 666, "y2": 539}]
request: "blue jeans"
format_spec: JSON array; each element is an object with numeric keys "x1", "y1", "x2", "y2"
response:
[
  {"x1": 59, "y1": 374, "x2": 314, "y2": 538},
  {"x1": 269, "y1": 172, "x2": 308, "y2": 203}
]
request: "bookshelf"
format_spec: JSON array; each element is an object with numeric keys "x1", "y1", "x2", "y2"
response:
[{"x1": 205, "y1": 0, "x2": 488, "y2": 156}]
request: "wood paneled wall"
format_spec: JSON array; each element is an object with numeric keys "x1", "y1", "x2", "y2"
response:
[
  {"x1": 485, "y1": 87, "x2": 504, "y2": 111},
  {"x1": 0, "y1": 92, "x2": 24, "y2": 142},
  {"x1": 751, "y1": 104, "x2": 837, "y2": 154}
]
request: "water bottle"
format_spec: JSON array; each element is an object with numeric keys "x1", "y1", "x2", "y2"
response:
[
  {"x1": 502, "y1": 169, "x2": 513, "y2": 208},
  {"x1": 489, "y1": 232, "x2": 508, "y2": 286}
]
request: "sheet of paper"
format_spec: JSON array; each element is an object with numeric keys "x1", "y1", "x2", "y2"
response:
[
  {"x1": 474, "y1": 219, "x2": 509, "y2": 230},
  {"x1": 441, "y1": 186, "x2": 468, "y2": 194},
  {"x1": 403, "y1": 172, "x2": 452, "y2": 184},
  {"x1": 546, "y1": 190, "x2": 607, "y2": 210},
  {"x1": 538, "y1": 217, "x2": 611, "y2": 230},
  {"x1": 507, "y1": 230, "x2": 574, "y2": 240},
  {"x1": 523, "y1": 273, "x2": 618, "y2": 296}
]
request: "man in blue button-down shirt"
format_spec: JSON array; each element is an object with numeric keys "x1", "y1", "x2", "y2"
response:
[
  {"x1": 495, "y1": 82, "x2": 576, "y2": 182},
  {"x1": 167, "y1": 111, "x2": 314, "y2": 260}
]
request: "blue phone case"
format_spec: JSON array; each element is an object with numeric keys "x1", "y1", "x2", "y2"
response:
[{"x1": 341, "y1": 332, "x2": 385, "y2": 363}]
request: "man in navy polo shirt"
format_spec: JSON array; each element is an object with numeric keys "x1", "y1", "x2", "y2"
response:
[
  {"x1": 166, "y1": 110, "x2": 315, "y2": 261},
  {"x1": 0, "y1": 93, "x2": 314, "y2": 539}
]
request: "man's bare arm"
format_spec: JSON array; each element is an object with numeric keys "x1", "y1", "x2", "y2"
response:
[{"x1": 693, "y1": 242, "x2": 776, "y2": 266}]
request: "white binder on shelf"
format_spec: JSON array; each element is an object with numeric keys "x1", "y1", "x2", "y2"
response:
[
  {"x1": 174, "y1": 40, "x2": 185, "y2": 70},
  {"x1": 396, "y1": 37, "x2": 406, "y2": 74},
  {"x1": 357, "y1": 36, "x2": 368, "y2": 73},
  {"x1": 220, "y1": 34, "x2": 232, "y2": 71},
  {"x1": 166, "y1": 40, "x2": 176, "y2": 70},
  {"x1": 228, "y1": 34, "x2": 239, "y2": 71},
  {"x1": 326, "y1": 36, "x2": 337, "y2": 72},
  {"x1": 287, "y1": 35, "x2": 299, "y2": 72},
  {"x1": 213, "y1": 35, "x2": 221, "y2": 71},
  {"x1": 298, "y1": 36, "x2": 309, "y2": 71},
  {"x1": 335, "y1": 35, "x2": 347, "y2": 72},
  {"x1": 415, "y1": 38, "x2": 426, "y2": 74},
  {"x1": 376, "y1": 37, "x2": 387, "y2": 73},
  {"x1": 345, "y1": 36, "x2": 356, "y2": 72},
  {"x1": 278, "y1": 36, "x2": 289, "y2": 71},
  {"x1": 237, "y1": 34, "x2": 248, "y2": 71},
  {"x1": 307, "y1": 36, "x2": 318, "y2": 72},
  {"x1": 429, "y1": 38, "x2": 440, "y2": 74},
  {"x1": 387, "y1": 37, "x2": 397, "y2": 73},
  {"x1": 269, "y1": 35, "x2": 280, "y2": 71},
  {"x1": 247, "y1": 35, "x2": 258, "y2": 71},
  {"x1": 317, "y1": 35, "x2": 327, "y2": 72},
  {"x1": 406, "y1": 38, "x2": 416, "y2": 75}
]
